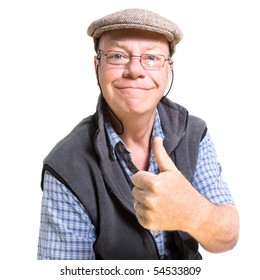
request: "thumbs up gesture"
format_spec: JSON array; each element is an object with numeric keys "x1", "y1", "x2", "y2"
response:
[{"x1": 132, "y1": 137, "x2": 202, "y2": 232}]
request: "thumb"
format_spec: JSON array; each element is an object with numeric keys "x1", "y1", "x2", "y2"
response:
[{"x1": 152, "y1": 137, "x2": 178, "y2": 172}]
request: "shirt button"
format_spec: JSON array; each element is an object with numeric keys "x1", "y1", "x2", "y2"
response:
[{"x1": 153, "y1": 231, "x2": 159, "y2": 238}]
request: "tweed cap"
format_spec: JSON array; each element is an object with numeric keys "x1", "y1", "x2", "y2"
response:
[{"x1": 87, "y1": 8, "x2": 183, "y2": 55}]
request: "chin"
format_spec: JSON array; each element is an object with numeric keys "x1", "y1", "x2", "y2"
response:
[{"x1": 126, "y1": 104, "x2": 157, "y2": 117}]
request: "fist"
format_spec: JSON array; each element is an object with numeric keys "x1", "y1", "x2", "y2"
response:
[{"x1": 132, "y1": 137, "x2": 198, "y2": 231}]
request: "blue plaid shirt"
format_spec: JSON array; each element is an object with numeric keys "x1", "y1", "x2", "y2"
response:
[{"x1": 38, "y1": 111, "x2": 234, "y2": 260}]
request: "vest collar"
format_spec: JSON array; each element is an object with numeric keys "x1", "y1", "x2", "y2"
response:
[
  {"x1": 157, "y1": 98, "x2": 188, "y2": 154},
  {"x1": 94, "y1": 95, "x2": 188, "y2": 156}
]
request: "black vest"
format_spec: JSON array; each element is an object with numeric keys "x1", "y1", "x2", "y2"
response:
[{"x1": 41, "y1": 97, "x2": 206, "y2": 260}]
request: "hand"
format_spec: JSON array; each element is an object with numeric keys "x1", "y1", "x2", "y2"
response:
[{"x1": 132, "y1": 137, "x2": 200, "y2": 231}]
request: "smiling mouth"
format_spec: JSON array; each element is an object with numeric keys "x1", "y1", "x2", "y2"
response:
[{"x1": 116, "y1": 86, "x2": 152, "y2": 91}]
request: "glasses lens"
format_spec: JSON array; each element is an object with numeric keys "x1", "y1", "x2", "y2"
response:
[
  {"x1": 141, "y1": 54, "x2": 165, "y2": 69},
  {"x1": 106, "y1": 51, "x2": 129, "y2": 65}
]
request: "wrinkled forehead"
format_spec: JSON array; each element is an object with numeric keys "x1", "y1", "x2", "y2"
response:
[{"x1": 98, "y1": 29, "x2": 171, "y2": 53}]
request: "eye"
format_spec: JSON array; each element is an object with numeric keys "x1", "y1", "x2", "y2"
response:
[
  {"x1": 142, "y1": 54, "x2": 163, "y2": 67},
  {"x1": 143, "y1": 54, "x2": 163, "y2": 64},
  {"x1": 108, "y1": 52, "x2": 128, "y2": 61},
  {"x1": 113, "y1": 53, "x2": 123, "y2": 60},
  {"x1": 146, "y1": 55, "x2": 158, "y2": 62}
]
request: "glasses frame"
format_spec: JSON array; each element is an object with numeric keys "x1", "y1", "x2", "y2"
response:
[{"x1": 97, "y1": 50, "x2": 173, "y2": 69}]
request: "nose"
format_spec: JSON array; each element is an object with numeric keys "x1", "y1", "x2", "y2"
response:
[{"x1": 123, "y1": 56, "x2": 146, "y2": 79}]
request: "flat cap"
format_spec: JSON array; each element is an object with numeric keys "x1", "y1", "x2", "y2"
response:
[{"x1": 87, "y1": 8, "x2": 183, "y2": 55}]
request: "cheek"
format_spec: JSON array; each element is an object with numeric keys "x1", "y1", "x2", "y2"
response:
[
  {"x1": 98, "y1": 66, "x2": 118, "y2": 88},
  {"x1": 153, "y1": 70, "x2": 172, "y2": 93},
  {"x1": 97, "y1": 69, "x2": 120, "y2": 106}
]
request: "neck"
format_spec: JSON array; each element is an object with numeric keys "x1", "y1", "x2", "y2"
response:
[
  {"x1": 108, "y1": 109, "x2": 156, "y2": 147},
  {"x1": 108, "y1": 108, "x2": 157, "y2": 171}
]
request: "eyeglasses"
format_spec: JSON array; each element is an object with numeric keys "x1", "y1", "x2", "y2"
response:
[{"x1": 97, "y1": 50, "x2": 173, "y2": 69}]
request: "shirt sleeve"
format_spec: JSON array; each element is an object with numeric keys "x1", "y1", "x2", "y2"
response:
[
  {"x1": 192, "y1": 132, "x2": 234, "y2": 205},
  {"x1": 37, "y1": 171, "x2": 96, "y2": 259}
]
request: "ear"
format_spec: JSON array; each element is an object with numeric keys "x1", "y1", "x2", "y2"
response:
[
  {"x1": 167, "y1": 59, "x2": 174, "y2": 81},
  {"x1": 169, "y1": 58, "x2": 174, "y2": 70},
  {"x1": 94, "y1": 56, "x2": 99, "y2": 76},
  {"x1": 94, "y1": 56, "x2": 99, "y2": 68}
]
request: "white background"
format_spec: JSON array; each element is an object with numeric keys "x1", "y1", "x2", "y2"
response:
[{"x1": 1, "y1": 0, "x2": 259, "y2": 279}]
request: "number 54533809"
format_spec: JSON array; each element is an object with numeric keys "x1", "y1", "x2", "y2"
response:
[{"x1": 153, "y1": 266, "x2": 201, "y2": 276}]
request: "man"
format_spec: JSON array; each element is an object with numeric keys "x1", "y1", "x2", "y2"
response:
[{"x1": 37, "y1": 8, "x2": 239, "y2": 260}]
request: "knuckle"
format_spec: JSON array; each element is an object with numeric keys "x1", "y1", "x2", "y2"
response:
[
  {"x1": 148, "y1": 179, "x2": 160, "y2": 193},
  {"x1": 143, "y1": 195, "x2": 156, "y2": 209}
]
